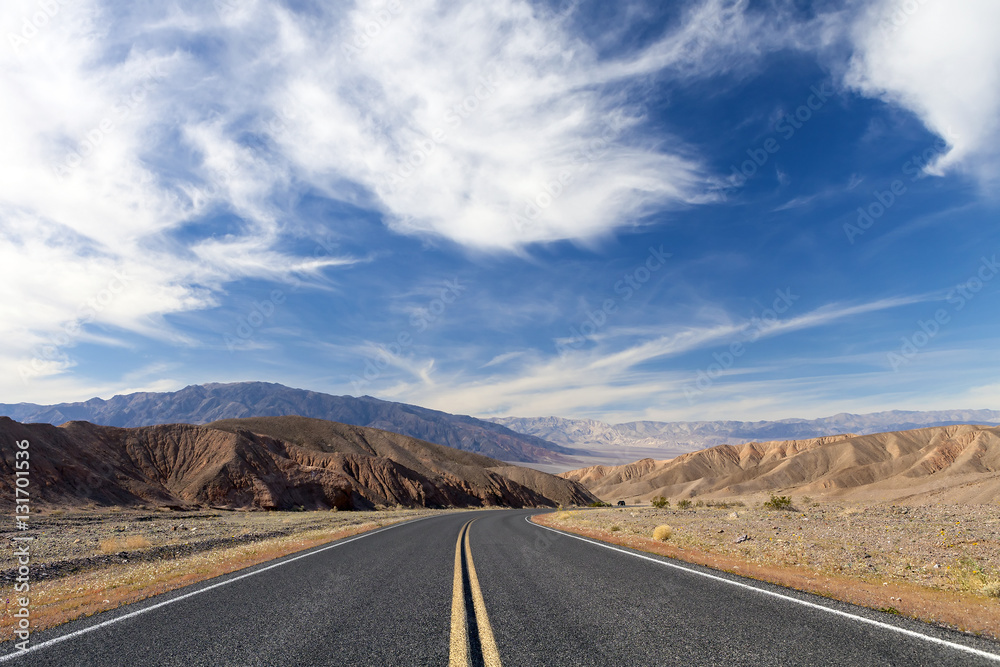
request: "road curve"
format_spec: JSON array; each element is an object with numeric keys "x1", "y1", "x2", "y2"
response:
[{"x1": 2, "y1": 509, "x2": 998, "y2": 666}]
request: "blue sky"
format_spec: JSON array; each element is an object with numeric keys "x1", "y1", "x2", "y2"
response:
[{"x1": 2, "y1": 0, "x2": 999, "y2": 421}]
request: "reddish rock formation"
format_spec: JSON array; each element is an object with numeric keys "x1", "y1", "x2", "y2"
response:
[{"x1": 0, "y1": 416, "x2": 596, "y2": 510}]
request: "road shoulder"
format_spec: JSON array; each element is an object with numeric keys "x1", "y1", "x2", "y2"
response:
[{"x1": 532, "y1": 511, "x2": 1000, "y2": 641}]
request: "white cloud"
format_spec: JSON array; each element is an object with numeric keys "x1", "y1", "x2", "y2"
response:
[
  {"x1": 846, "y1": 0, "x2": 1000, "y2": 182},
  {"x1": 265, "y1": 2, "x2": 701, "y2": 250},
  {"x1": 0, "y1": 0, "x2": 359, "y2": 398}
]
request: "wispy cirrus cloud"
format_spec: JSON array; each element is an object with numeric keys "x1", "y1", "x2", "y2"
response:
[{"x1": 375, "y1": 294, "x2": 929, "y2": 418}]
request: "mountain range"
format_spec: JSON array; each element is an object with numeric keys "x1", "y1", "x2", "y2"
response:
[
  {"x1": 492, "y1": 411, "x2": 1000, "y2": 459},
  {"x1": 0, "y1": 382, "x2": 575, "y2": 464},
  {"x1": 3, "y1": 382, "x2": 997, "y2": 469},
  {"x1": 0, "y1": 415, "x2": 595, "y2": 510}
]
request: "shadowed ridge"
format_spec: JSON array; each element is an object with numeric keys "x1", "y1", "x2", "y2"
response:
[
  {"x1": 0, "y1": 415, "x2": 596, "y2": 510},
  {"x1": 208, "y1": 415, "x2": 598, "y2": 508}
]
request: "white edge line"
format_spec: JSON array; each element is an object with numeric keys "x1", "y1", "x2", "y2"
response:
[
  {"x1": 0, "y1": 516, "x2": 432, "y2": 662},
  {"x1": 527, "y1": 515, "x2": 1000, "y2": 663}
]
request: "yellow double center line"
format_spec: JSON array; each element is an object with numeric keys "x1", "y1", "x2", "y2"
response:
[{"x1": 449, "y1": 519, "x2": 502, "y2": 667}]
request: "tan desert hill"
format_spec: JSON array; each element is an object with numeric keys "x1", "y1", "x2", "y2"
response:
[
  {"x1": 559, "y1": 425, "x2": 1000, "y2": 504},
  {"x1": 0, "y1": 416, "x2": 596, "y2": 510}
]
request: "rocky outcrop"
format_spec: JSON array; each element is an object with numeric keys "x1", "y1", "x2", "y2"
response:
[
  {"x1": 0, "y1": 416, "x2": 596, "y2": 510},
  {"x1": 559, "y1": 425, "x2": 1000, "y2": 504},
  {"x1": 208, "y1": 416, "x2": 597, "y2": 508}
]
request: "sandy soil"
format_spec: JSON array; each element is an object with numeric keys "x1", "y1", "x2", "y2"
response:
[{"x1": 536, "y1": 499, "x2": 1000, "y2": 639}]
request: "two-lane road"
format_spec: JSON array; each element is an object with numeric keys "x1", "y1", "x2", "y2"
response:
[{"x1": 3, "y1": 510, "x2": 999, "y2": 666}]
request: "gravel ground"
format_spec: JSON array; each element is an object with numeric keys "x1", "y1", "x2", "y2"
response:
[
  {"x1": 1, "y1": 507, "x2": 441, "y2": 582},
  {"x1": 555, "y1": 500, "x2": 1000, "y2": 598},
  {"x1": 1, "y1": 507, "x2": 460, "y2": 638}
]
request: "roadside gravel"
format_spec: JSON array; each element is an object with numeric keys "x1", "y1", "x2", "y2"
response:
[{"x1": 539, "y1": 499, "x2": 1000, "y2": 638}]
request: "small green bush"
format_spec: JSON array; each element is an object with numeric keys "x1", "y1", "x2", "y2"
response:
[
  {"x1": 651, "y1": 496, "x2": 670, "y2": 509},
  {"x1": 677, "y1": 499, "x2": 693, "y2": 510},
  {"x1": 763, "y1": 495, "x2": 794, "y2": 511},
  {"x1": 588, "y1": 501, "x2": 612, "y2": 507},
  {"x1": 610, "y1": 525, "x2": 621, "y2": 532}
]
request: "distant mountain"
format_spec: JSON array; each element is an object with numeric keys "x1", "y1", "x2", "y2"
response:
[
  {"x1": 0, "y1": 416, "x2": 596, "y2": 510},
  {"x1": 0, "y1": 382, "x2": 575, "y2": 464},
  {"x1": 559, "y1": 425, "x2": 1000, "y2": 505},
  {"x1": 491, "y1": 410, "x2": 1000, "y2": 456}
]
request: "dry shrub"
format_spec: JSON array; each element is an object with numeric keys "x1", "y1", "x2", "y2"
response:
[
  {"x1": 763, "y1": 495, "x2": 794, "y2": 511},
  {"x1": 653, "y1": 525, "x2": 672, "y2": 541},
  {"x1": 99, "y1": 536, "x2": 151, "y2": 553},
  {"x1": 952, "y1": 556, "x2": 1000, "y2": 599},
  {"x1": 555, "y1": 511, "x2": 573, "y2": 521},
  {"x1": 610, "y1": 525, "x2": 621, "y2": 532}
]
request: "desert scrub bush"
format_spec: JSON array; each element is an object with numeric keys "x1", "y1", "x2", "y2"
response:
[
  {"x1": 763, "y1": 495, "x2": 794, "y2": 511},
  {"x1": 554, "y1": 511, "x2": 573, "y2": 521},
  {"x1": 589, "y1": 501, "x2": 612, "y2": 507},
  {"x1": 954, "y1": 556, "x2": 1000, "y2": 598},
  {"x1": 650, "y1": 496, "x2": 670, "y2": 509},
  {"x1": 610, "y1": 525, "x2": 621, "y2": 532},
  {"x1": 676, "y1": 499, "x2": 693, "y2": 510},
  {"x1": 653, "y1": 525, "x2": 672, "y2": 541}
]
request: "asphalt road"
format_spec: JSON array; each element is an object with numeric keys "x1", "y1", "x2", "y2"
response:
[{"x1": 3, "y1": 509, "x2": 1000, "y2": 666}]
